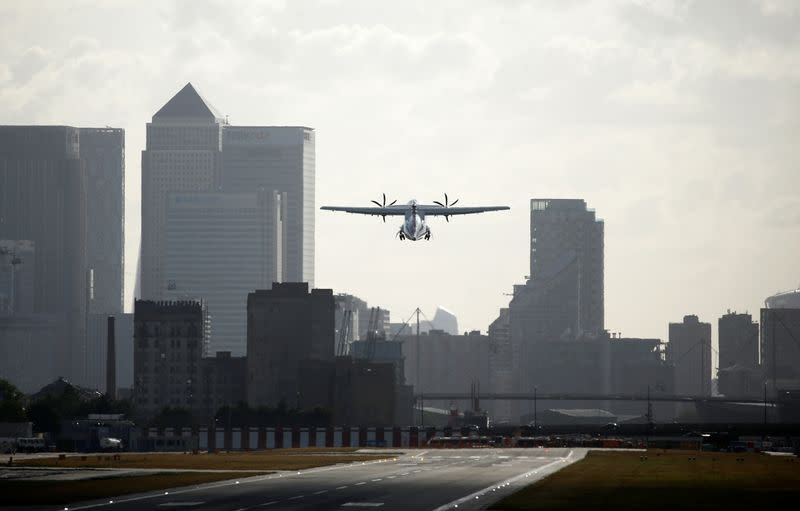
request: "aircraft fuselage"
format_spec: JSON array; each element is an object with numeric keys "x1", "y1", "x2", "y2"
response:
[{"x1": 400, "y1": 200, "x2": 431, "y2": 241}]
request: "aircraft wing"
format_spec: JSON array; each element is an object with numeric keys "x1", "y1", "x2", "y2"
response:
[
  {"x1": 320, "y1": 206, "x2": 406, "y2": 216},
  {"x1": 419, "y1": 206, "x2": 510, "y2": 216}
]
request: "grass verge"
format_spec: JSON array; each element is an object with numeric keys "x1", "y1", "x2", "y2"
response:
[
  {"x1": 17, "y1": 448, "x2": 395, "y2": 471},
  {"x1": 492, "y1": 450, "x2": 800, "y2": 511},
  {"x1": 0, "y1": 472, "x2": 262, "y2": 506}
]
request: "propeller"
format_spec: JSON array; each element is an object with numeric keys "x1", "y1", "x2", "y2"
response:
[
  {"x1": 370, "y1": 193, "x2": 397, "y2": 222},
  {"x1": 433, "y1": 193, "x2": 459, "y2": 222}
]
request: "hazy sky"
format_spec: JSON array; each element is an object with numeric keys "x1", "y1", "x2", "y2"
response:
[{"x1": 2, "y1": 1, "x2": 798, "y2": 360}]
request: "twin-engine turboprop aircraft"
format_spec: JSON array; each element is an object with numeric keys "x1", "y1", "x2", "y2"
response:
[{"x1": 321, "y1": 194, "x2": 510, "y2": 241}]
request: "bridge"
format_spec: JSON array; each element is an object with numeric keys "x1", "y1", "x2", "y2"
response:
[{"x1": 413, "y1": 392, "x2": 775, "y2": 405}]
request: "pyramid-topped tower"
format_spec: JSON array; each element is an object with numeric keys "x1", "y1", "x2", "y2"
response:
[{"x1": 152, "y1": 82, "x2": 224, "y2": 123}]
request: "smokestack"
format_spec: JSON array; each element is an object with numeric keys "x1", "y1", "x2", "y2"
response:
[{"x1": 106, "y1": 316, "x2": 116, "y2": 399}]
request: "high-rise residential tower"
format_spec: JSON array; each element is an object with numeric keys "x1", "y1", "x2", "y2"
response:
[
  {"x1": 667, "y1": 314, "x2": 712, "y2": 396},
  {"x1": 718, "y1": 311, "x2": 759, "y2": 370},
  {"x1": 140, "y1": 83, "x2": 223, "y2": 300},
  {"x1": 529, "y1": 199, "x2": 604, "y2": 336},
  {"x1": 222, "y1": 126, "x2": 315, "y2": 287},
  {"x1": 247, "y1": 283, "x2": 334, "y2": 407}
]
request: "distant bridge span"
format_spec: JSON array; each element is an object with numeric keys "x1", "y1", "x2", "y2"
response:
[{"x1": 413, "y1": 392, "x2": 775, "y2": 405}]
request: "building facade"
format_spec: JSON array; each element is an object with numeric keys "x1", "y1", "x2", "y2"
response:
[
  {"x1": 761, "y1": 307, "x2": 800, "y2": 395},
  {"x1": 667, "y1": 315, "x2": 712, "y2": 397},
  {"x1": 222, "y1": 126, "x2": 315, "y2": 287},
  {"x1": 140, "y1": 83, "x2": 223, "y2": 300},
  {"x1": 529, "y1": 199, "x2": 604, "y2": 336},
  {"x1": 0, "y1": 126, "x2": 88, "y2": 385},
  {"x1": 133, "y1": 300, "x2": 209, "y2": 417},
  {"x1": 80, "y1": 128, "x2": 125, "y2": 315},
  {"x1": 246, "y1": 283, "x2": 334, "y2": 407},
  {"x1": 163, "y1": 191, "x2": 286, "y2": 355}
]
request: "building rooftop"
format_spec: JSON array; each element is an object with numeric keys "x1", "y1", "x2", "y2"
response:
[{"x1": 153, "y1": 82, "x2": 223, "y2": 122}]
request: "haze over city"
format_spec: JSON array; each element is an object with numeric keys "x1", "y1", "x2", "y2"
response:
[{"x1": 2, "y1": 0, "x2": 798, "y2": 349}]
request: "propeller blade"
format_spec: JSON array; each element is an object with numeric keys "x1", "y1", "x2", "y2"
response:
[
  {"x1": 371, "y1": 200, "x2": 382, "y2": 207},
  {"x1": 450, "y1": 199, "x2": 459, "y2": 206},
  {"x1": 382, "y1": 215, "x2": 386, "y2": 223},
  {"x1": 433, "y1": 201, "x2": 445, "y2": 207},
  {"x1": 382, "y1": 193, "x2": 386, "y2": 206},
  {"x1": 388, "y1": 199, "x2": 397, "y2": 206},
  {"x1": 445, "y1": 215, "x2": 450, "y2": 223},
  {"x1": 445, "y1": 193, "x2": 449, "y2": 205}
]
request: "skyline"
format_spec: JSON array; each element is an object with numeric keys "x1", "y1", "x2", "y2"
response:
[{"x1": 1, "y1": 1, "x2": 798, "y2": 354}]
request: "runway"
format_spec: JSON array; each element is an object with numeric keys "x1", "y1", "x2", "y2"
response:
[{"x1": 45, "y1": 448, "x2": 584, "y2": 511}]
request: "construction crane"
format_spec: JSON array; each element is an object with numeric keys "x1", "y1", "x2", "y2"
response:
[{"x1": 336, "y1": 309, "x2": 352, "y2": 357}]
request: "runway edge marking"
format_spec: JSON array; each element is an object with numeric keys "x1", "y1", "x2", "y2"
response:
[{"x1": 430, "y1": 450, "x2": 582, "y2": 511}]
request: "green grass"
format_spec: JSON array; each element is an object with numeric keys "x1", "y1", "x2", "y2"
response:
[
  {"x1": 17, "y1": 448, "x2": 395, "y2": 471},
  {"x1": 0, "y1": 472, "x2": 262, "y2": 506},
  {"x1": 492, "y1": 450, "x2": 800, "y2": 511}
]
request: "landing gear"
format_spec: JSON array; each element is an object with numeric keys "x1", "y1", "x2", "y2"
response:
[
  {"x1": 424, "y1": 229, "x2": 431, "y2": 241},
  {"x1": 398, "y1": 231, "x2": 406, "y2": 240}
]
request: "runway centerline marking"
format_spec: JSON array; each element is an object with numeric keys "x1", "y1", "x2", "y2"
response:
[
  {"x1": 355, "y1": 481, "x2": 366, "y2": 485},
  {"x1": 314, "y1": 490, "x2": 328, "y2": 495},
  {"x1": 336, "y1": 485, "x2": 349, "y2": 490},
  {"x1": 287, "y1": 495, "x2": 304, "y2": 500},
  {"x1": 257, "y1": 502, "x2": 277, "y2": 507},
  {"x1": 157, "y1": 504, "x2": 205, "y2": 508},
  {"x1": 341, "y1": 503, "x2": 384, "y2": 508}
]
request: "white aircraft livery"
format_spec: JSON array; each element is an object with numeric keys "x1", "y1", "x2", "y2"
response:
[{"x1": 321, "y1": 193, "x2": 510, "y2": 241}]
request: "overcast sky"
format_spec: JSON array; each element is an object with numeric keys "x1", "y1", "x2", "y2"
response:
[{"x1": 2, "y1": 0, "x2": 798, "y2": 360}]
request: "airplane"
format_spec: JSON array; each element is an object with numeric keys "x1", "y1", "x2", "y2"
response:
[{"x1": 321, "y1": 193, "x2": 510, "y2": 241}]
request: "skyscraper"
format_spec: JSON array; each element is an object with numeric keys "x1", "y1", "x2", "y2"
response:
[
  {"x1": 222, "y1": 126, "x2": 315, "y2": 286},
  {"x1": 0, "y1": 126, "x2": 88, "y2": 385},
  {"x1": 140, "y1": 83, "x2": 223, "y2": 300},
  {"x1": 667, "y1": 314, "x2": 712, "y2": 396},
  {"x1": 163, "y1": 191, "x2": 286, "y2": 355},
  {"x1": 80, "y1": 128, "x2": 125, "y2": 314},
  {"x1": 529, "y1": 199, "x2": 604, "y2": 336},
  {"x1": 507, "y1": 199, "x2": 604, "y2": 411}
]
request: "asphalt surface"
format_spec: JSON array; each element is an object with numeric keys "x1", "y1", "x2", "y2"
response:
[{"x1": 27, "y1": 448, "x2": 584, "y2": 511}]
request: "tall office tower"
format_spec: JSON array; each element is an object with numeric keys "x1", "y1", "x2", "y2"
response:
[
  {"x1": 529, "y1": 199, "x2": 604, "y2": 336},
  {"x1": 163, "y1": 191, "x2": 286, "y2": 355},
  {"x1": 667, "y1": 315, "x2": 712, "y2": 396},
  {"x1": 246, "y1": 283, "x2": 334, "y2": 407},
  {"x1": 0, "y1": 126, "x2": 88, "y2": 385},
  {"x1": 761, "y1": 304, "x2": 800, "y2": 395},
  {"x1": 80, "y1": 128, "x2": 125, "y2": 314},
  {"x1": 141, "y1": 83, "x2": 223, "y2": 300},
  {"x1": 222, "y1": 126, "x2": 315, "y2": 287}
]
